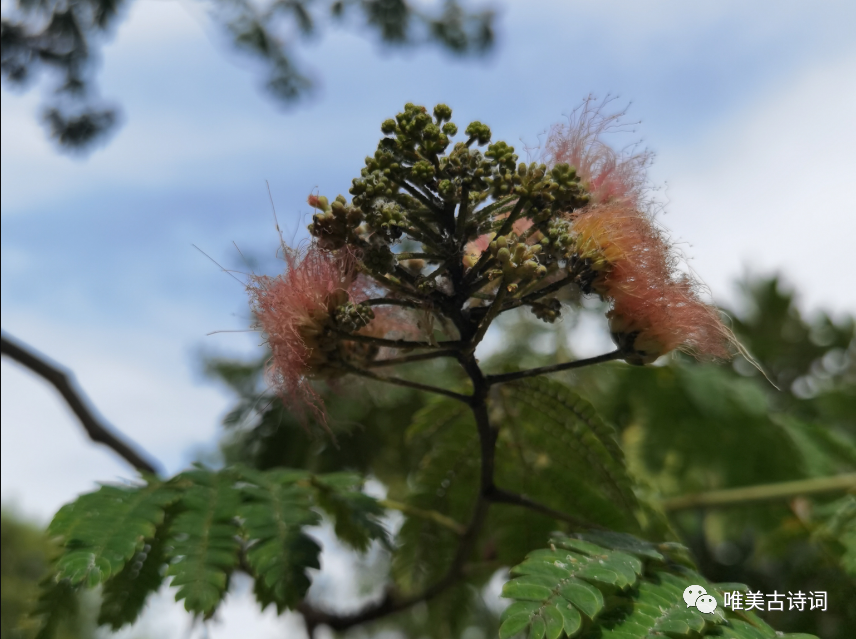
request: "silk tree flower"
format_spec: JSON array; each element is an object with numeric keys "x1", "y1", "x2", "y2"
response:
[
  {"x1": 570, "y1": 202, "x2": 733, "y2": 364},
  {"x1": 248, "y1": 243, "x2": 376, "y2": 424},
  {"x1": 541, "y1": 94, "x2": 654, "y2": 208}
]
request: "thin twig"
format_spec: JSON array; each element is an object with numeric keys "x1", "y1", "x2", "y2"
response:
[
  {"x1": 466, "y1": 280, "x2": 508, "y2": 353},
  {"x1": 486, "y1": 486, "x2": 602, "y2": 530},
  {"x1": 487, "y1": 350, "x2": 623, "y2": 385},
  {"x1": 379, "y1": 499, "x2": 467, "y2": 536},
  {"x1": 362, "y1": 298, "x2": 423, "y2": 310},
  {"x1": 342, "y1": 364, "x2": 471, "y2": 403},
  {"x1": 1, "y1": 333, "x2": 161, "y2": 476},
  {"x1": 333, "y1": 329, "x2": 462, "y2": 350},
  {"x1": 366, "y1": 350, "x2": 459, "y2": 368},
  {"x1": 662, "y1": 473, "x2": 856, "y2": 512}
]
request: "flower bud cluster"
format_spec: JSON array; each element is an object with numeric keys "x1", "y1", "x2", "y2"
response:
[
  {"x1": 308, "y1": 195, "x2": 364, "y2": 250},
  {"x1": 299, "y1": 303, "x2": 381, "y2": 378},
  {"x1": 363, "y1": 245, "x2": 395, "y2": 274},
  {"x1": 530, "y1": 298, "x2": 562, "y2": 323},
  {"x1": 334, "y1": 302, "x2": 376, "y2": 334},
  {"x1": 488, "y1": 234, "x2": 548, "y2": 286}
]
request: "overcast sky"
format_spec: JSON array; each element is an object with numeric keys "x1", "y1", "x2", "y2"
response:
[{"x1": 2, "y1": 0, "x2": 855, "y2": 636}]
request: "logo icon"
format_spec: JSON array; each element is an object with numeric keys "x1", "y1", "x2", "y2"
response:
[
  {"x1": 696, "y1": 594, "x2": 718, "y2": 614},
  {"x1": 683, "y1": 585, "x2": 718, "y2": 613}
]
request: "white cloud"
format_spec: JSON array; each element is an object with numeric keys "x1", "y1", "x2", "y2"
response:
[{"x1": 652, "y1": 52, "x2": 856, "y2": 314}]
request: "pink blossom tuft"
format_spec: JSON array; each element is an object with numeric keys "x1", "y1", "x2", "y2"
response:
[
  {"x1": 541, "y1": 95, "x2": 654, "y2": 208},
  {"x1": 248, "y1": 244, "x2": 361, "y2": 425},
  {"x1": 571, "y1": 203, "x2": 732, "y2": 364}
]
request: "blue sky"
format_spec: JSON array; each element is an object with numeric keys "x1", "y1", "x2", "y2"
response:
[{"x1": 2, "y1": 1, "x2": 855, "y2": 636}]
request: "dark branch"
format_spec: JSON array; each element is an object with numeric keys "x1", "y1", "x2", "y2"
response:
[
  {"x1": 342, "y1": 364, "x2": 471, "y2": 403},
  {"x1": 485, "y1": 486, "x2": 602, "y2": 530},
  {"x1": 486, "y1": 350, "x2": 623, "y2": 385},
  {"x1": 362, "y1": 297, "x2": 424, "y2": 310},
  {"x1": 333, "y1": 329, "x2": 462, "y2": 350},
  {"x1": 366, "y1": 349, "x2": 460, "y2": 368},
  {"x1": 1, "y1": 332, "x2": 161, "y2": 476}
]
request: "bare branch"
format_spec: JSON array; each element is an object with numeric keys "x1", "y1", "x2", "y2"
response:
[
  {"x1": 1, "y1": 332, "x2": 161, "y2": 476},
  {"x1": 466, "y1": 280, "x2": 508, "y2": 354},
  {"x1": 379, "y1": 499, "x2": 467, "y2": 536},
  {"x1": 366, "y1": 349, "x2": 460, "y2": 368},
  {"x1": 341, "y1": 363, "x2": 471, "y2": 403},
  {"x1": 487, "y1": 350, "x2": 622, "y2": 385},
  {"x1": 333, "y1": 329, "x2": 463, "y2": 350},
  {"x1": 662, "y1": 473, "x2": 856, "y2": 512},
  {"x1": 485, "y1": 486, "x2": 602, "y2": 530}
]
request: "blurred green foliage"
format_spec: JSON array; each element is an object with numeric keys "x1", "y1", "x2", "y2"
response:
[{"x1": 1, "y1": 510, "x2": 98, "y2": 639}]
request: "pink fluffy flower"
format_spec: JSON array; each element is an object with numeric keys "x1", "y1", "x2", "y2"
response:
[
  {"x1": 570, "y1": 203, "x2": 733, "y2": 364},
  {"x1": 248, "y1": 244, "x2": 363, "y2": 424},
  {"x1": 248, "y1": 243, "x2": 419, "y2": 425},
  {"x1": 541, "y1": 95, "x2": 654, "y2": 208}
]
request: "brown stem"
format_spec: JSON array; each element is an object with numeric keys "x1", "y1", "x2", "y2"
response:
[
  {"x1": 1, "y1": 333, "x2": 161, "y2": 476},
  {"x1": 334, "y1": 329, "x2": 462, "y2": 350},
  {"x1": 362, "y1": 297, "x2": 423, "y2": 310},
  {"x1": 395, "y1": 252, "x2": 441, "y2": 261},
  {"x1": 466, "y1": 280, "x2": 508, "y2": 354},
  {"x1": 366, "y1": 349, "x2": 460, "y2": 368},
  {"x1": 485, "y1": 486, "x2": 601, "y2": 530},
  {"x1": 487, "y1": 350, "x2": 622, "y2": 385},
  {"x1": 342, "y1": 364, "x2": 471, "y2": 403}
]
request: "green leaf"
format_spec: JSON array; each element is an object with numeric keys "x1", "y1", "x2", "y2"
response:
[
  {"x1": 528, "y1": 614, "x2": 546, "y2": 639},
  {"x1": 577, "y1": 530, "x2": 665, "y2": 562},
  {"x1": 542, "y1": 603, "x2": 565, "y2": 639},
  {"x1": 557, "y1": 600, "x2": 582, "y2": 635},
  {"x1": 98, "y1": 513, "x2": 173, "y2": 629},
  {"x1": 499, "y1": 613, "x2": 532, "y2": 639},
  {"x1": 557, "y1": 578, "x2": 603, "y2": 618},
  {"x1": 502, "y1": 577, "x2": 553, "y2": 602},
  {"x1": 166, "y1": 469, "x2": 240, "y2": 616},
  {"x1": 48, "y1": 482, "x2": 174, "y2": 587},
  {"x1": 32, "y1": 578, "x2": 79, "y2": 639},
  {"x1": 497, "y1": 379, "x2": 640, "y2": 530},
  {"x1": 311, "y1": 472, "x2": 389, "y2": 552},
  {"x1": 394, "y1": 397, "x2": 479, "y2": 592},
  {"x1": 501, "y1": 534, "x2": 750, "y2": 638},
  {"x1": 237, "y1": 467, "x2": 321, "y2": 612}
]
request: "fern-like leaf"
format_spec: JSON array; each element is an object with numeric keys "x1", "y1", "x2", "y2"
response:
[
  {"x1": 97, "y1": 512, "x2": 173, "y2": 629},
  {"x1": 32, "y1": 578, "x2": 78, "y2": 639},
  {"x1": 498, "y1": 378, "x2": 639, "y2": 530},
  {"x1": 394, "y1": 398, "x2": 479, "y2": 592},
  {"x1": 236, "y1": 467, "x2": 321, "y2": 612},
  {"x1": 311, "y1": 472, "x2": 389, "y2": 552},
  {"x1": 166, "y1": 469, "x2": 241, "y2": 616},
  {"x1": 47, "y1": 482, "x2": 174, "y2": 587},
  {"x1": 500, "y1": 533, "x2": 819, "y2": 639}
]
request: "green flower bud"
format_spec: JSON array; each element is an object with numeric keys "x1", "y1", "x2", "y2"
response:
[
  {"x1": 434, "y1": 104, "x2": 453, "y2": 122},
  {"x1": 520, "y1": 260, "x2": 538, "y2": 277}
]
